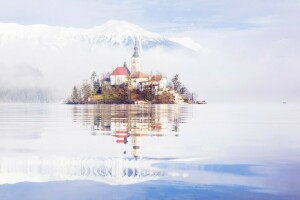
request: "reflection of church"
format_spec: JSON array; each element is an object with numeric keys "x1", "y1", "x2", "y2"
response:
[
  {"x1": 76, "y1": 105, "x2": 185, "y2": 159},
  {"x1": 112, "y1": 130, "x2": 141, "y2": 159}
]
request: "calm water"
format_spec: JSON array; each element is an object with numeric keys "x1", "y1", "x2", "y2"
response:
[{"x1": 0, "y1": 103, "x2": 300, "y2": 199}]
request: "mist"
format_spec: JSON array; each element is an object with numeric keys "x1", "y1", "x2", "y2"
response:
[{"x1": 0, "y1": 23, "x2": 299, "y2": 103}]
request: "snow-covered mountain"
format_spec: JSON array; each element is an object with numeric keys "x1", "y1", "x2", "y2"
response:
[{"x1": 0, "y1": 20, "x2": 199, "y2": 51}]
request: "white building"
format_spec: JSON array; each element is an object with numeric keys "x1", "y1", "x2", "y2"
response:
[
  {"x1": 130, "y1": 71, "x2": 149, "y2": 89},
  {"x1": 110, "y1": 64, "x2": 130, "y2": 86},
  {"x1": 150, "y1": 75, "x2": 168, "y2": 91}
]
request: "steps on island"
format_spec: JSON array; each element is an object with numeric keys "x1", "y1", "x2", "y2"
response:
[{"x1": 168, "y1": 89, "x2": 185, "y2": 104}]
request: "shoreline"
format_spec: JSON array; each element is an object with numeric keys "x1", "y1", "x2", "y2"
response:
[{"x1": 65, "y1": 100, "x2": 176, "y2": 105}]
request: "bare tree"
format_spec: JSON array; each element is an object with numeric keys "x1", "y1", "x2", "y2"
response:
[
  {"x1": 179, "y1": 84, "x2": 188, "y2": 95},
  {"x1": 80, "y1": 81, "x2": 93, "y2": 103}
]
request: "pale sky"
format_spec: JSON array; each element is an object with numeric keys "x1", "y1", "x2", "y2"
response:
[
  {"x1": 0, "y1": 0, "x2": 298, "y2": 30},
  {"x1": 0, "y1": 0, "x2": 299, "y2": 103}
]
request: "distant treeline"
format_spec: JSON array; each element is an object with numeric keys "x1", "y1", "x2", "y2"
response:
[{"x1": 0, "y1": 89, "x2": 49, "y2": 102}]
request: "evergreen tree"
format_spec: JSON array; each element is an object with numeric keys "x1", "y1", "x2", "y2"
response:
[
  {"x1": 171, "y1": 74, "x2": 182, "y2": 91},
  {"x1": 71, "y1": 86, "x2": 80, "y2": 103},
  {"x1": 93, "y1": 79, "x2": 100, "y2": 93},
  {"x1": 90, "y1": 71, "x2": 98, "y2": 84},
  {"x1": 90, "y1": 71, "x2": 100, "y2": 93}
]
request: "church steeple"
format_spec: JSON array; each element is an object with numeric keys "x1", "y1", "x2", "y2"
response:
[
  {"x1": 131, "y1": 38, "x2": 141, "y2": 72},
  {"x1": 132, "y1": 38, "x2": 139, "y2": 58}
]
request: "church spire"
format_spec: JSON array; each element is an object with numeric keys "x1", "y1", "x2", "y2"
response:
[
  {"x1": 132, "y1": 38, "x2": 139, "y2": 58},
  {"x1": 131, "y1": 37, "x2": 141, "y2": 72}
]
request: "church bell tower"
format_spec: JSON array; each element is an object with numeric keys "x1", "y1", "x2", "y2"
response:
[{"x1": 131, "y1": 38, "x2": 141, "y2": 72}]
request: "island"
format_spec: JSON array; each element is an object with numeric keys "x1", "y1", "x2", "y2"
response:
[{"x1": 66, "y1": 39, "x2": 200, "y2": 104}]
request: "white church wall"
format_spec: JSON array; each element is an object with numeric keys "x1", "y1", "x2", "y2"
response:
[{"x1": 111, "y1": 75, "x2": 128, "y2": 86}]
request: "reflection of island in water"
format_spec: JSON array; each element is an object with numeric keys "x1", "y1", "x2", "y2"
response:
[
  {"x1": 0, "y1": 105, "x2": 189, "y2": 186},
  {"x1": 73, "y1": 104, "x2": 187, "y2": 159}
]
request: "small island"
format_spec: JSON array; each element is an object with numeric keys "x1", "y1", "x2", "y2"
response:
[{"x1": 66, "y1": 39, "x2": 200, "y2": 104}]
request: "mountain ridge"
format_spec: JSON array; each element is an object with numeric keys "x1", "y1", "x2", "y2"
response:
[{"x1": 0, "y1": 20, "x2": 200, "y2": 51}]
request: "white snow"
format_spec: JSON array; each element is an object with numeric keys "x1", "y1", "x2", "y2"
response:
[{"x1": 0, "y1": 20, "x2": 199, "y2": 51}]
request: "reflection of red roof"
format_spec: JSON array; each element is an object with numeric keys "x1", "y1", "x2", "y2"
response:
[
  {"x1": 112, "y1": 131, "x2": 130, "y2": 138},
  {"x1": 116, "y1": 131, "x2": 128, "y2": 134},
  {"x1": 111, "y1": 67, "x2": 130, "y2": 76},
  {"x1": 117, "y1": 139, "x2": 128, "y2": 144},
  {"x1": 114, "y1": 134, "x2": 130, "y2": 138}
]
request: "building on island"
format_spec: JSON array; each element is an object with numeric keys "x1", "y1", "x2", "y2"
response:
[
  {"x1": 148, "y1": 75, "x2": 168, "y2": 92},
  {"x1": 130, "y1": 71, "x2": 148, "y2": 89},
  {"x1": 104, "y1": 38, "x2": 184, "y2": 103},
  {"x1": 110, "y1": 62, "x2": 130, "y2": 86}
]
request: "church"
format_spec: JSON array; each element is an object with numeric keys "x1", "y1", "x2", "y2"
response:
[{"x1": 108, "y1": 39, "x2": 167, "y2": 92}]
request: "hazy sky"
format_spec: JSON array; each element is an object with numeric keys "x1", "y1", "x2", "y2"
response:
[
  {"x1": 0, "y1": 0, "x2": 299, "y2": 30},
  {"x1": 0, "y1": 0, "x2": 299, "y2": 103}
]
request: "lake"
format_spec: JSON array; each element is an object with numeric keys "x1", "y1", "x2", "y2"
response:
[{"x1": 0, "y1": 103, "x2": 299, "y2": 199}]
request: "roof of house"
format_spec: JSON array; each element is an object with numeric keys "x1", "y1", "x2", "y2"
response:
[
  {"x1": 151, "y1": 75, "x2": 163, "y2": 81},
  {"x1": 130, "y1": 71, "x2": 148, "y2": 79},
  {"x1": 111, "y1": 66, "x2": 130, "y2": 76}
]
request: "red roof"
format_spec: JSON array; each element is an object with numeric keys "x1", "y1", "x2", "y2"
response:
[
  {"x1": 130, "y1": 71, "x2": 148, "y2": 78},
  {"x1": 111, "y1": 67, "x2": 130, "y2": 76}
]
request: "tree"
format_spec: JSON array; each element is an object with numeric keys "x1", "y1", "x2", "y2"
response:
[
  {"x1": 117, "y1": 83, "x2": 129, "y2": 100},
  {"x1": 90, "y1": 71, "x2": 100, "y2": 93},
  {"x1": 71, "y1": 86, "x2": 81, "y2": 103},
  {"x1": 191, "y1": 93, "x2": 198, "y2": 102},
  {"x1": 186, "y1": 92, "x2": 198, "y2": 103},
  {"x1": 93, "y1": 79, "x2": 100, "y2": 94},
  {"x1": 155, "y1": 91, "x2": 174, "y2": 104},
  {"x1": 139, "y1": 84, "x2": 156, "y2": 101},
  {"x1": 179, "y1": 84, "x2": 188, "y2": 95},
  {"x1": 171, "y1": 74, "x2": 181, "y2": 91},
  {"x1": 80, "y1": 81, "x2": 93, "y2": 102},
  {"x1": 90, "y1": 71, "x2": 98, "y2": 84}
]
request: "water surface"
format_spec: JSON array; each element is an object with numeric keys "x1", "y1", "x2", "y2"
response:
[{"x1": 0, "y1": 103, "x2": 299, "y2": 199}]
